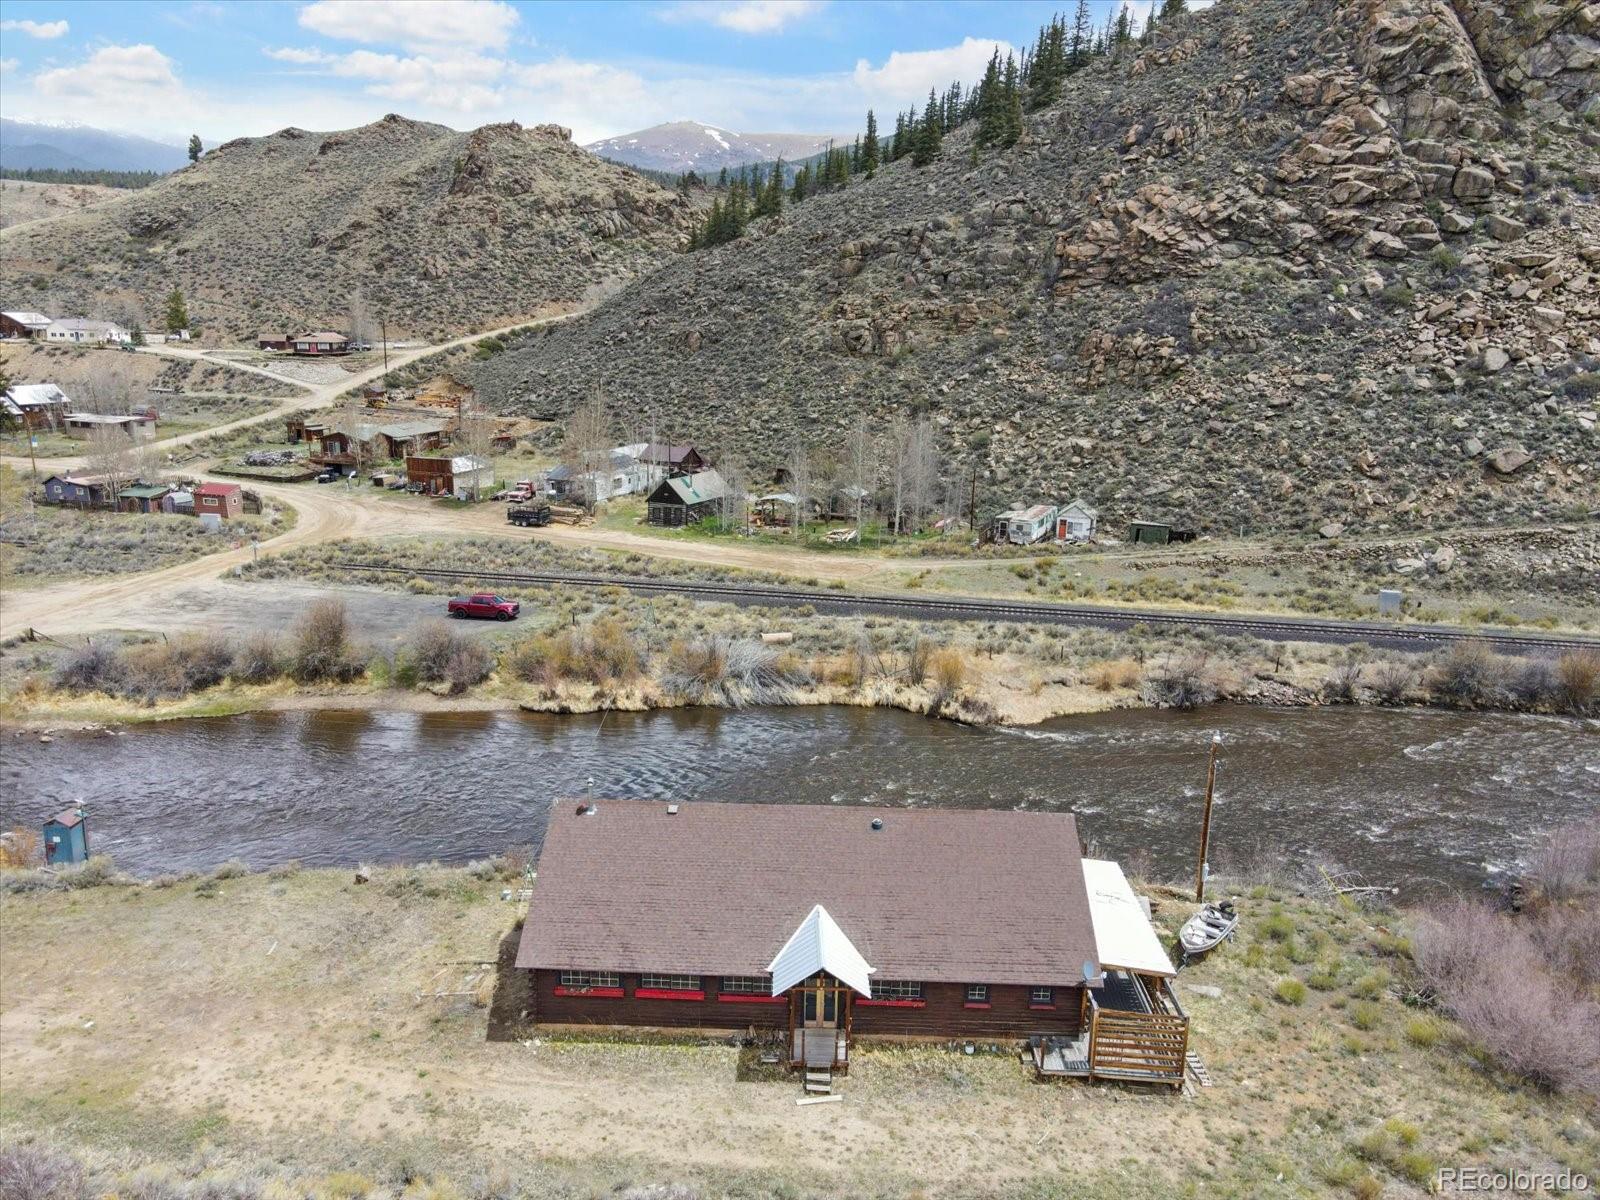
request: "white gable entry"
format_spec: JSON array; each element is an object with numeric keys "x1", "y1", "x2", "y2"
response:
[{"x1": 766, "y1": 904, "x2": 875, "y2": 997}]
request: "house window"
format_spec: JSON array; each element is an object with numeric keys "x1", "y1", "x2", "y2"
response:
[
  {"x1": 874, "y1": 980, "x2": 923, "y2": 1000},
  {"x1": 1030, "y1": 986, "x2": 1055, "y2": 1006},
  {"x1": 558, "y1": 971, "x2": 619, "y2": 989},
  {"x1": 718, "y1": 975, "x2": 768, "y2": 994},
  {"x1": 965, "y1": 984, "x2": 989, "y2": 1003},
  {"x1": 639, "y1": 973, "x2": 701, "y2": 992}
]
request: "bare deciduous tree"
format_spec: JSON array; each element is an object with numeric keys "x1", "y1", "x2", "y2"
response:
[
  {"x1": 455, "y1": 398, "x2": 497, "y2": 502},
  {"x1": 83, "y1": 425, "x2": 136, "y2": 499},
  {"x1": 846, "y1": 414, "x2": 877, "y2": 540},
  {"x1": 786, "y1": 437, "x2": 813, "y2": 535},
  {"x1": 348, "y1": 287, "x2": 376, "y2": 348}
]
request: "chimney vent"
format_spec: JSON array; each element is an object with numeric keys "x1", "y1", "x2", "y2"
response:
[
  {"x1": 667, "y1": 804, "x2": 679, "y2": 815},
  {"x1": 870, "y1": 818, "x2": 884, "y2": 831}
]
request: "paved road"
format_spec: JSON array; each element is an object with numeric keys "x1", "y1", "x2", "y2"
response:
[{"x1": 341, "y1": 563, "x2": 1600, "y2": 655}]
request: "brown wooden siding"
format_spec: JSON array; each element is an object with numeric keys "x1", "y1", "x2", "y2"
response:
[{"x1": 531, "y1": 972, "x2": 1083, "y2": 1039}]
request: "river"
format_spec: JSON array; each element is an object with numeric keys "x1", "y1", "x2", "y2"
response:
[{"x1": 4, "y1": 705, "x2": 1595, "y2": 894}]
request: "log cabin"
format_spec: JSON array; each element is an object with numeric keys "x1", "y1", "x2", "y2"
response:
[{"x1": 516, "y1": 799, "x2": 1188, "y2": 1087}]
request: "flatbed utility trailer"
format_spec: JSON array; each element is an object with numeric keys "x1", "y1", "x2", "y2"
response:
[{"x1": 507, "y1": 502, "x2": 552, "y2": 527}]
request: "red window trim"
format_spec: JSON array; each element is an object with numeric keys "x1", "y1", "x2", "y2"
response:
[
  {"x1": 634, "y1": 988, "x2": 705, "y2": 1001},
  {"x1": 1028, "y1": 1003, "x2": 1058, "y2": 1011},
  {"x1": 857, "y1": 998, "x2": 927, "y2": 1008},
  {"x1": 553, "y1": 985, "x2": 623, "y2": 998},
  {"x1": 717, "y1": 993, "x2": 785, "y2": 1004},
  {"x1": 963, "y1": 1002, "x2": 992, "y2": 1010}
]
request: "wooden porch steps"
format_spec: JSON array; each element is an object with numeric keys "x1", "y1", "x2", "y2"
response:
[
  {"x1": 804, "y1": 1067, "x2": 833, "y2": 1095},
  {"x1": 1185, "y1": 1050, "x2": 1213, "y2": 1087}
]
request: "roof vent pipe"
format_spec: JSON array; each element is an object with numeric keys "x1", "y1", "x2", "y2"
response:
[{"x1": 870, "y1": 818, "x2": 883, "y2": 831}]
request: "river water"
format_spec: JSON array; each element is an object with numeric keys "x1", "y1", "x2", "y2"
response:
[{"x1": 4, "y1": 705, "x2": 1595, "y2": 894}]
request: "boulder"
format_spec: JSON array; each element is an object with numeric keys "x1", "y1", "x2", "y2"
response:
[
  {"x1": 1484, "y1": 213, "x2": 1526, "y2": 241},
  {"x1": 1319, "y1": 520, "x2": 1346, "y2": 538},
  {"x1": 1483, "y1": 346, "x2": 1510, "y2": 372},
  {"x1": 1451, "y1": 164, "x2": 1496, "y2": 201},
  {"x1": 1360, "y1": 230, "x2": 1408, "y2": 258},
  {"x1": 1487, "y1": 447, "x2": 1533, "y2": 474}
]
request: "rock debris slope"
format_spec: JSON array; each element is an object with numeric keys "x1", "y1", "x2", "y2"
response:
[{"x1": 468, "y1": 0, "x2": 1599, "y2": 536}]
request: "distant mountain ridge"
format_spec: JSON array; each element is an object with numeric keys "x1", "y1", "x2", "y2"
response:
[
  {"x1": 586, "y1": 121, "x2": 840, "y2": 174},
  {"x1": 0, "y1": 119, "x2": 190, "y2": 173}
]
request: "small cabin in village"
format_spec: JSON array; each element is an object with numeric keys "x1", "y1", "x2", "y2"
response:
[
  {"x1": 1, "y1": 311, "x2": 53, "y2": 340},
  {"x1": 992, "y1": 504, "x2": 1058, "y2": 546},
  {"x1": 640, "y1": 443, "x2": 710, "y2": 476},
  {"x1": 195, "y1": 482, "x2": 243, "y2": 521},
  {"x1": 62, "y1": 411, "x2": 155, "y2": 439},
  {"x1": 517, "y1": 801, "x2": 1189, "y2": 1088},
  {"x1": 646, "y1": 469, "x2": 727, "y2": 527},
  {"x1": 290, "y1": 332, "x2": 350, "y2": 356},
  {"x1": 118, "y1": 484, "x2": 172, "y2": 513},
  {"x1": 2, "y1": 383, "x2": 70, "y2": 429},
  {"x1": 1128, "y1": 520, "x2": 1197, "y2": 546},
  {"x1": 1056, "y1": 499, "x2": 1098, "y2": 542},
  {"x1": 40, "y1": 474, "x2": 114, "y2": 507},
  {"x1": 406, "y1": 454, "x2": 494, "y2": 499}
]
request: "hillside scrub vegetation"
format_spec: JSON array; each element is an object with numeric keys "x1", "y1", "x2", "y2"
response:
[
  {"x1": 462, "y1": 0, "x2": 1600, "y2": 545},
  {"x1": 1412, "y1": 818, "x2": 1600, "y2": 1099},
  {"x1": 0, "y1": 117, "x2": 695, "y2": 340}
]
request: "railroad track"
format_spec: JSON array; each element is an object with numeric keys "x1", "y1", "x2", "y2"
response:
[{"x1": 338, "y1": 562, "x2": 1599, "y2": 654}]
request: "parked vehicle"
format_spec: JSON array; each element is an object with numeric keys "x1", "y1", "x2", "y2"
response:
[
  {"x1": 315, "y1": 470, "x2": 342, "y2": 484},
  {"x1": 507, "y1": 502, "x2": 552, "y2": 527},
  {"x1": 501, "y1": 480, "x2": 537, "y2": 503},
  {"x1": 447, "y1": 593, "x2": 520, "y2": 621}
]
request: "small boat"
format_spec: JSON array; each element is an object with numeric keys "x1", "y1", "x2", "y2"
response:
[{"x1": 1179, "y1": 901, "x2": 1238, "y2": 959}]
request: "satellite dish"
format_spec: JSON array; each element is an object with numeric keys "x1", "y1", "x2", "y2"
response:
[{"x1": 1082, "y1": 959, "x2": 1102, "y2": 984}]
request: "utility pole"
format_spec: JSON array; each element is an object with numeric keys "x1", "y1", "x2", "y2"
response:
[
  {"x1": 968, "y1": 471, "x2": 977, "y2": 534},
  {"x1": 380, "y1": 313, "x2": 389, "y2": 383},
  {"x1": 1195, "y1": 733, "x2": 1222, "y2": 902},
  {"x1": 27, "y1": 428, "x2": 38, "y2": 481}
]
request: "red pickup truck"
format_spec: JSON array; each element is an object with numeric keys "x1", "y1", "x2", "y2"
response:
[{"x1": 447, "y1": 593, "x2": 520, "y2": 621}]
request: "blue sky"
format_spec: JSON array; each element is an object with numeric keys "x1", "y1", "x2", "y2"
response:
[{"x1": 0, "y1": 0, "x2": 1196, "y2": 146}]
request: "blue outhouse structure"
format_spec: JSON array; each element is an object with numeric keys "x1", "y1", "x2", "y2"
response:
[{"x1": 44, "y1": 807, "x2": 88, "y2": 865}]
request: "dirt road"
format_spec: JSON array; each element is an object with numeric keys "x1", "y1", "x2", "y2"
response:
[
  {"x1": 17, "y1": 311, "x2": 588, "y2": 469},
  {"x1": 0, "y1": 476, "x2": 916, "y2": 639}
]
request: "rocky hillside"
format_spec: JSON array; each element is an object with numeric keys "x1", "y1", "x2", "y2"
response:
[
  {"x1": 468, "y1": 0, "x2": 1599, "y2": 538},
  {"x1": 0, "y1": 116, "x2": 695, "y2": 340},
  {"x1": 587, "y1": 121, "x2": 837, "y2": 173},
  {"x1": 0, "y1": 178, "x2": 125, "y2": 231}
]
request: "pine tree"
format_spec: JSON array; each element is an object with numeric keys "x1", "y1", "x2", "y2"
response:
[
  {"x1": 1001, "y1": 54, "x2": 1024, "y2": 147},
  {"x1": 975, "y1": 49, "x2": 1005, "y2": 149},
  {"x1": 717, "y1": 167, "x2": 729, "y2": 188},
  {"x1": 187, "y1": 134, "x2": 201, "y2": 163},
  {"x1": 163, "y1": 288, "x2": 189, "y2": 333},
  {"x1": 755, "y1": 158, "x2": 784, "y2": 217},
  {"x1": 861, "y1": 109, "x2": 880, "y2": 176},
  {"x1": 131, "y1": 324, "x2": 147, "y2": 346},
  {"x1": 790, "y1": 163, "x2": 811, "y2": 203},
  {"x1": 1069, "y1": 0, "x2": 1093, "y2": 69},
  {"x1": 912, "y1": 89, "x2": 943, "y2": 166},
  {"x1": 1113, "y1": 3, "x2": 1134, "y2": 50},
  {"x1": 1160, "y1": 0, "x2": 1187, "y2": 17}
]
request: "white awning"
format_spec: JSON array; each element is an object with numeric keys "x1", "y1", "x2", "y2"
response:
[
  {"x1": 766, "y1": 904, "x2": 875, "y2": 997},
  {"x1": 1082, "y1": 859, "x2": 1176, "y2": 978}
]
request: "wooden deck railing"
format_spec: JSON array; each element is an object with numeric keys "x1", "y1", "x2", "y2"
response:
[{"x1": 1086, "y1": 977, "x2": 1189, "y2": 1087}]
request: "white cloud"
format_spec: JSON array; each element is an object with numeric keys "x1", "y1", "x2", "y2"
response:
[
  {"x1": 298, "y1": 0, "x2": 520, "y2": 52},
  {"x1": 0, "y1": 58, "x2": 16, "y2": 75},
  {"x1": 0, "y1": 18, "x2": 69, "y2": 39},
  {"x1": 851, "y1": 37, "x2": 1012, "y2": 106},
  {"x1": 265, "y1": 46, "x2": 337, "y2": 64},
  {"x1": 660, "y1": 1, "x2": 825, "y2": 35},
  {"x1": 34, "y1": 44, "x2": 185, "y2": 105}
]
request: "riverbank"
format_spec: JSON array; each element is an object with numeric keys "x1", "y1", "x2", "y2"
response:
[
  {"x1": 2, "y1": 862, "x2": 1594, "y2": 1199},
  {"x1": 0, "y1": 640, "x2": 1497, "y2": 731}
]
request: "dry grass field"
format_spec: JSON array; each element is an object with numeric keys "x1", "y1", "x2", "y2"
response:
[{"x1": 2, "y1": 865, "x2": 1594, "y2": 1199}]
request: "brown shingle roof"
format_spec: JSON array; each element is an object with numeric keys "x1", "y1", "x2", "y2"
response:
[{"x1": 515, "y1": 800, "x2": 1097, "y2": 986}]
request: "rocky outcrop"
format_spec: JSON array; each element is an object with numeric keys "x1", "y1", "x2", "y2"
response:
[{"x1": 1452, "y1": 0, "x2": 1600, "y2": 113}]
